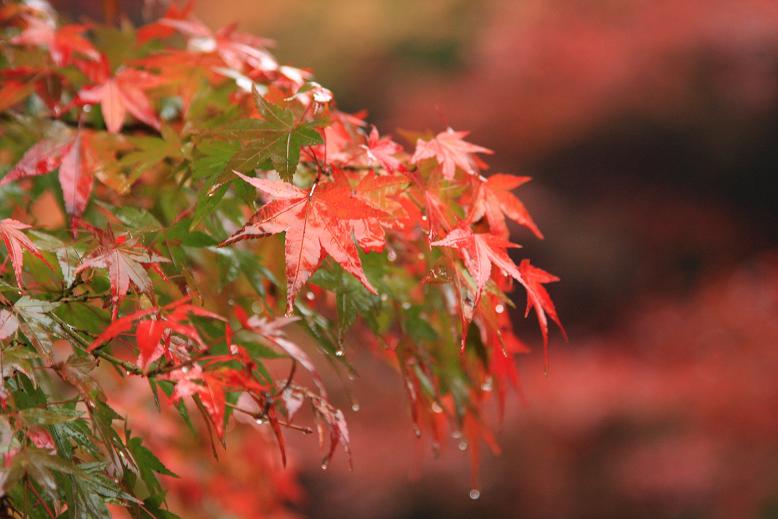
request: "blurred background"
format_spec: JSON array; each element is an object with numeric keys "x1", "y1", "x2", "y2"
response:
[{"x1": 53, "y1": 1, "x2": 778, "y2": 517}]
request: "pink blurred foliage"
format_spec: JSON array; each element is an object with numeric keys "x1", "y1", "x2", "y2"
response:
[{"x1": 387, "y1": 0, "x2": 778, "y2": 157}]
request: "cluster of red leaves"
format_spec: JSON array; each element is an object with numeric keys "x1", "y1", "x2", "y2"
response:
[{"x1": 0, "y1": 0, "x2": 562, "y2": 514}]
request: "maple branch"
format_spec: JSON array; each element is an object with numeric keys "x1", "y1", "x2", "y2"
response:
[
  {"x1": 225, "y1": 401, "x2": 313, "y2": 434},
  {"x1": 272, "y1": 360, "x2": 297, "y2": 397},
  {"x1": 24, "y1": 477, "x2": 55, "y2": 519}
]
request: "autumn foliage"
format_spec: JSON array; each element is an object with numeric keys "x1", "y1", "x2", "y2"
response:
[{"x1": 0, "y1": 1, "x2": 562, "y2": 517}]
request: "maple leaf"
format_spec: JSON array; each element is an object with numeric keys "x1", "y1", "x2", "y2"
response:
[
  {"x1": 1, "y1": 129, "x2": 97, "y2": 217},
  {"x1": 333, "y1": 168, "x2": 409, "y2": 252},
  {"x1": 160, "y1": 17, "x2": 277, "y2": 72},
  {"x1": 77, "y1": 63, "x2": 162, "y2": 134},
  {"x1": 236, "y1": 308, "x2": 325, "y2": 393},
  {"x1": 88, "y1": 298, "x2": 225, "y2": 371},
  {"x1": 0, "y1": 218, "x2": 50, "y2": 289},
  {"x1": 518, "y1": 258, "x2": 566, "y2": 352},
  {"x1": 432, "y1": 226, "x2": 563, "y2": 363},
  {"x1": 221, "y1": 94, "x2": 323, "y2": 181},
  {"x1": 75, "y1": 229, "x2": 169, "y2": 319},
  {"x1": 0, "y1": 308, "x2": 19, "y2": 340},
  {"x1": 0, "y1": 80, "x2": 34, "y2": 112},
  {"x1": 165, "y1": 364, "x2": 227, "y2": 438},
  {"x1": 469, "y1": 174, "x2": 543, "y2": 239},
  {"x1": 11, "y1": 16, "x2": 99, "y2": 66},
  {"x1": 221, "y1": 172, "x2": 384, "y2": 313},
  {"x1": 361, "y1": 126, "x2": 403, "y2": 172},
  {"x1": 411, "y1": 128, "x2": 492, "y2": 180}
]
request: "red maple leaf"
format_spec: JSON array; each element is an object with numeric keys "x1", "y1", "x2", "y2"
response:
[
  {"x1": 468, "y1": 174, "x2": 543, "y2": 239},
  {"x1": 77, "y1": 61, "x2": 161, "y2": 134},
  {"x1": 1, "y1": 130, "x2": 97, "y2": 217},
  {"x1": 432, "y1": 226, "x2": 563, "y2": 365},
  {"x1": 160, "y1": 17, "x2": 276, "y2": 73},
  {"x1": 517, "y1": 258, "x2": 566, "y2": 350},
  {"x1": 0, "y1": 218, "x2": 50, "y2": 289},
  {"x1": 88, "y1": 298, "x2": 226, "y2": 371},
  {"x1": 333, "y1": 168, "x2": 409, "y2": 252},
  {"x1": 361, "y1": 126, "x2": 403, "y2": 172},
  {"x1": 221, "y1": 172, "x2": 385, "y2": 313},
  {"x1": 411, "y1": 128, "x2": 493, "y2": 179},
  {"x1": 11, "y1": 16, "x2": 99, "y2": 66},
  {"x1": 75, "y1": 228, "x2": 169, "y2": 319}
]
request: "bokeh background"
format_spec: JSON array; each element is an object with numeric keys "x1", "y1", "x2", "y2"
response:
[{"x1": 53, "y1": 1, "x2": 778, "y2": 517}]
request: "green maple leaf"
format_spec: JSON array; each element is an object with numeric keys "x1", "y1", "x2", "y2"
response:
[{"x1": 221, "y1": 91, "x2": 323, "y2": 181}]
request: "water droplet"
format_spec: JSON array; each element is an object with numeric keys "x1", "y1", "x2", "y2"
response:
[
  {"x1": 83, "y1": 104, "x2": 92, "y2": 112},
  {"x1": 387, "y1": 250, "x2": 397, "y2": 262},
  {"x1": 401, "y1": 302, "x2": 411, "y2": 310},
  {"x1": 458, "y1": 440, "x2": 468, "y2": 451},
  {"x1": 320, "y1": 462, "x2": 329, "y2": 471},
  {"x1": 469, "y1": 489, "x2": 480, "y2": 500},
  {"x1": 481, "y1": 377, "x2": 493, "y2": 392},
  {"x1": 255, "y1": 418, "x2": 265, "y2": 425},
  {"x1": 351, "y1": 403, "x2": 360, "y2": 412},
  {"x1": 380, "y1": 293, "x2": 389, "y2": 302},
  {"x1": 451, "y1": 430, "x2": 462, "y2": 439},
  {"x1": 421, "y1": 215, "x2": 428, "y2": 221},
  {"x1": 413, "y1": 425, "x2": 422, "y2": 438},
  {"x1": 494, "y1": 304, "x2": 505, "y2": 314},
  {"x1": 335, "y1": 349, "x2": 345, "y2": 357},
  {"x1": 181, "y1": 366, "x2": 190, "y2": 373},
  {"x1": 416, "y1": 252, "x2": 425, "y2": 261},
  {"x1": 305, "y1": 291, "x2": 315, "y2": 301},
  {"x1": 431, "y1": 402, "x2": 443, "y2": 414}
]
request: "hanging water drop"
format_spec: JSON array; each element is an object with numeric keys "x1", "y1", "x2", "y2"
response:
[
  {"x1": 255, "y1": 418, "x2": 265, "y2": 425},
  {"x1": 494, "y1": 303, "x2": 505, "y2": 314},
  {"x1": 481, "y1": 376, "x2": 493, "y2": 392},
  {"x1": 335, "y1": 349, "x2": 345, "y2": 357},
  {"x1": 401, "y1": 302, "x2": 411, "y2": 310},
  {"x1": 387, "y1": 249, "x2": 397, "y2": 262},
  {"x1": 305, "y1": 290, "x2": 315, "y2": 301},
  {"x1": 380, "y1": 293, "x2": 389, "y2": 302},
  {"x1": 320, "y1": 461, "x2": 329, "y2": 471},
  {"x1": 431, "y1": 402, "x2": 443, "y2": 414},
  {"x1": 469, "y1": 489, "x2": 480, "y2": 500},
  {"x1": 351, "y1": 403, "x2": 360, "y2": 412},
  {"x1": 458, "y1": 440, "x2": 468, "y2": 451}
]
